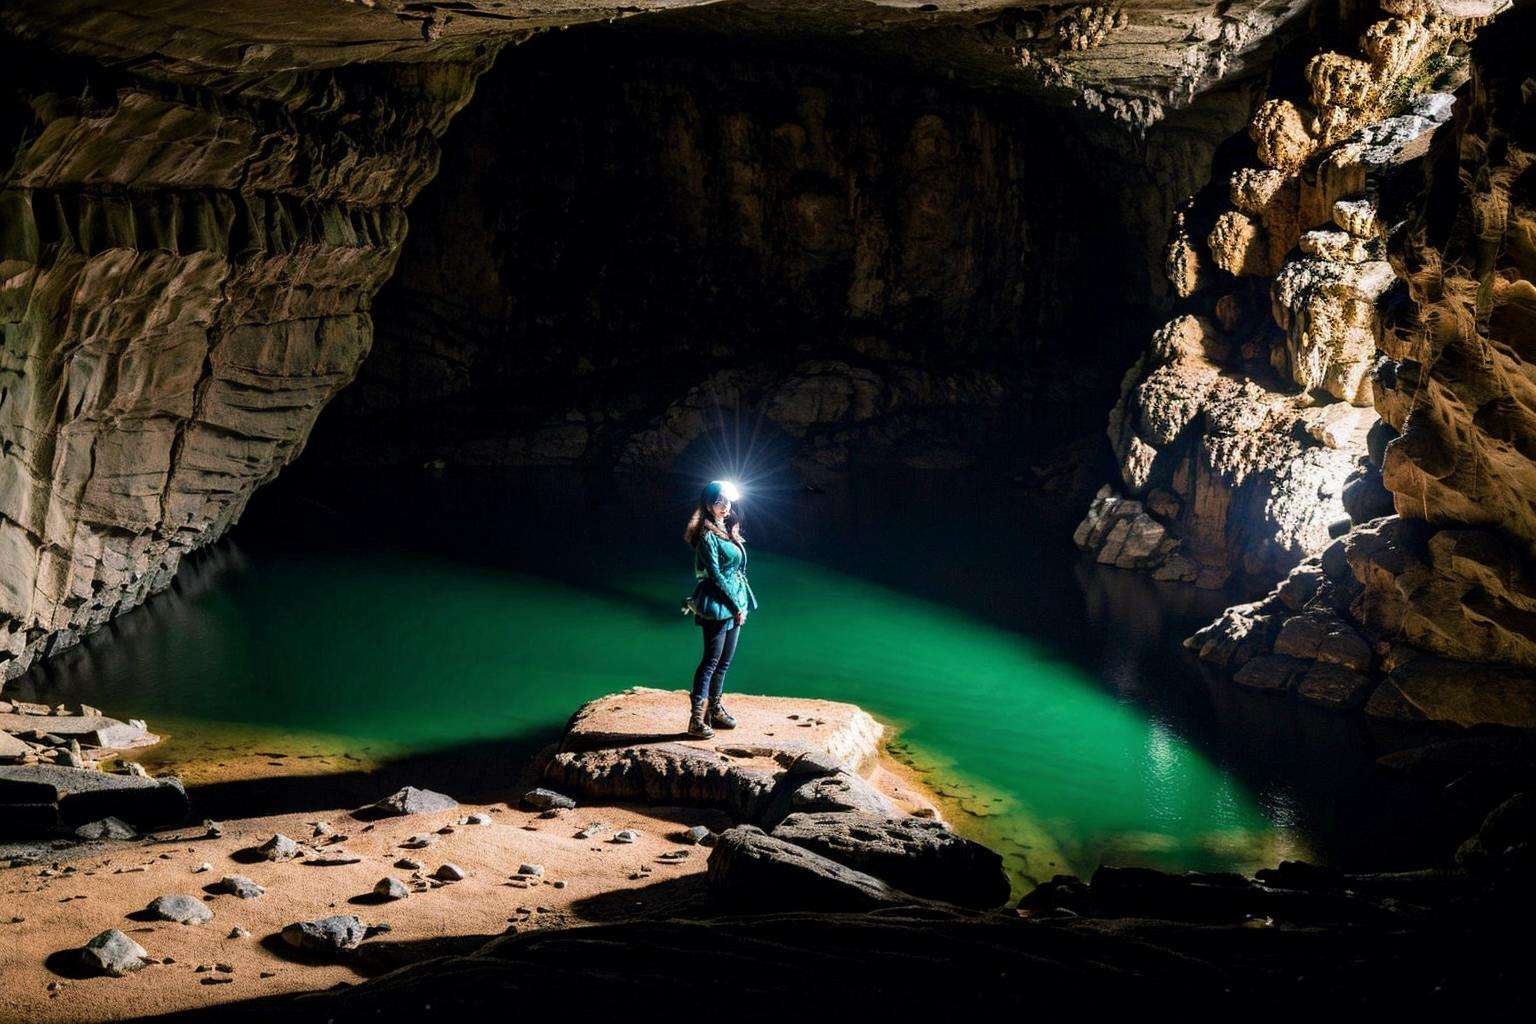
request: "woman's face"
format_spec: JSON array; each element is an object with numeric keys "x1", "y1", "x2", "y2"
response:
[{"x1": 711, "y1": 496, "x2": 731, "y2": 520}]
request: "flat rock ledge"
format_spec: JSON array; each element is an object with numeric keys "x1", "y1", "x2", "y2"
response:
[{"x1": 543, "y1": 688, "x2": 1011, "y2": 910}]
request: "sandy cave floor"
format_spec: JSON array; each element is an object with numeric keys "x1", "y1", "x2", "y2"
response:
[{"x1": 0, "y1": 759, "x2": 937, "y2": 1023}]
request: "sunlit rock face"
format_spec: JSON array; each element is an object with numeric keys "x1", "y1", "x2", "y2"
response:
[
  {"x1": 310, "y1": 24, "x2": 1259, "y2": 475},
  {"x1": 1080, "y1": 0, "x2": 1502, "y2": 588},
  {"x1": 1183, "y1": 2, "x2": 1536, "y2": 731}
]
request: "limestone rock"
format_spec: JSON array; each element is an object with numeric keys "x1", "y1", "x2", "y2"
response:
[
  {"x1": 0, "y1": 764, "x2": 187, "y2": 827},
  {"x1": 281, "y1": 915, "x2": 367, "y2": 954},
  {"x1": 144, "y1": 894, "x2": 213, "y2": 925},
  {"x1": 706, "y1": 826, "x2": 911, "y2": 913},
  {"x1": 365, "y1": 786, "x2": 457, "y2": 817},
  {"x1": 214, "y1": 876, "x2": 265, "y2": 900},
  {"x1": 74, "y1": 816, "x2": 136, "y2": 840},
  {"x1": 1365, "y1": 657, "x2": 1536, "y2": 730},
  {"x1": 769, "y1": 811, "x2": 1010, "y2": 909},
  {"x1": 77, "y1": 928, "x2": 148, "y2": 976},
  {"x1": 374, "y1": 877, "x2": 409, "y2": 900}
]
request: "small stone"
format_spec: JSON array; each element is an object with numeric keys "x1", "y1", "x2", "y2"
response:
[
  {"x1": 312, "y1": 822, "x2": 333, "y2": 837},
  {"x1": 432, "y1": 863, "x2": 466, "y2": 882},
  {"x1": 193, "y1": 862, "x2": 212, "y2": 874},
  {"x1": 305, "y1": 850, "x2": 362, "y2": 866},
  {"x1": 400, "y1": 834, "x2": 436, "y2": 849},
  {"x1": 214, "y1": 876, "x2": 265, "y2": 900},
  {"x1": 436, "y1": 825, "x2": 455, "y2": 835},
  {"x1": 78, "y1": 929, "x2": 148, "y2": 976},
  {"x1": 612, "y1": 830, "x2": 637, "y2": 844},
  {"x1": 395, "y1": 858, "x2": 422, "y2": 870},
  {"x1": 228, "y1": 927, "x2": 250, "y2": 939},
  {"x1": 144, "y1": 894, "x2": 214, "y2": 924},
  {"x1": 466, "y1": 813, "x2": 491, "y2": 825},
  {"x1": 522, "y1": 788, "x2": 575, "y2": 811},
  {"x1": 681, "y1": 825, "x2": 710, "y2": 845},
  {"x1": 203, "y1": 820, "x2": 224, "y2": 838},
  {"x1": 516, "y1": 863, "x2": 544, "y2": 877},
  {"x1": 374, "y1": 877, "x2": 410, "y2": 900},
  {"x1": 550, "y1": 880, "x2": 566, "y2": 889},
  {"x1": 255, "y1": 834, "x2": 301, "y2": 861},
  {"x1": 574, "y1": 824, "x2": 604, "y2": 840}
]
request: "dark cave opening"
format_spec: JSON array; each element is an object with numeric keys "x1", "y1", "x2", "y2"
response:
[{"x1": 304, "y1": 17, "x2": 1255, "y2": 483}]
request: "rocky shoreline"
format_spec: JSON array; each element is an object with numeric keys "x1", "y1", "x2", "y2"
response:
[{"x1": 3, "y1": 686, "x2": 1533, "y2": 1019}]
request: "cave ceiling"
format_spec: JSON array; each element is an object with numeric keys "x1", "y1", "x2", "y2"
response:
[{"x1": 3, "y1": 0, "x2": 1322, "y2": 128}]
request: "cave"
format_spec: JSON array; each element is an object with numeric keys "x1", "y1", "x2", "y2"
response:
[{"x1": 1, "y1": 1, "x2": 1534, "y2": 1020}]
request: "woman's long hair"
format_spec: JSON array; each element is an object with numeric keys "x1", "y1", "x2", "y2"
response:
[{"x1": 684, "y1": 499, "x2": 745, "y2": 547}]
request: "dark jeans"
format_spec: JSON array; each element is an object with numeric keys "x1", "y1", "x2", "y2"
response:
[{"x1": 690, "y1": 618, "x2": 740, "y2": 705}]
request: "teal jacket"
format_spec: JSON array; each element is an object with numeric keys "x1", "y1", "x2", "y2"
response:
[{"x1": 684, "y1": 530, "x2": 758, "y2": 628}]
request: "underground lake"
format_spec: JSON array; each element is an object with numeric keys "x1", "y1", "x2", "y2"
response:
[{"x1": 8, "y1": 465, "x2": 1441, "y2": 894}]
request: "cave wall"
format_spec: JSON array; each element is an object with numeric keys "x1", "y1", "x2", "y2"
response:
[
  {"x1": 311, "y1": 28, "x2": 1258, "y2": 475},
  {"x1": 0, "y1": 0, "x2": 1321, "y2": 683},
  {"x1": 1082, "y1": 0, "x2": 1536, "y2": 731}
]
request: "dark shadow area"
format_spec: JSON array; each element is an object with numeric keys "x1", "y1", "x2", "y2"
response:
[
  {"x1": 179, "y1": 733, "x2": 560, "y2": 824},
  {"x1": 566, "y1": 872, "x2": 710, "y2": 922},
  {"x1": 42, "y1": 948, "x2": 103, "y2": 980}
]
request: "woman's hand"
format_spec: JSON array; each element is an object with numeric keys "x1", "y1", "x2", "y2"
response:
[{"x1": 735, "y1": 610, "x2": 747, "y2": 626}]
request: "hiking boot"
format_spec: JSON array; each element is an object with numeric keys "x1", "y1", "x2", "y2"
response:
[
  {"x1": 708, "y1": 700, "x2": 737, "y2": 729},
  {"x1": 687, "y1": 701, "x2": 714, "y2": 739}
]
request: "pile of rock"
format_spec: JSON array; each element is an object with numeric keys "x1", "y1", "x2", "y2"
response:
[
  {"x1": 544, "y1": 688, "x2": 1011, "y2": 912},
  {"x1": 0, "y1": 702, "x2": 181, "y2": 831}
]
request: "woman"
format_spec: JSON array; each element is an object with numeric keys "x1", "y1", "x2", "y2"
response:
[{"x1": 680, "y1": 479, "x2": 758, "y2": 738}]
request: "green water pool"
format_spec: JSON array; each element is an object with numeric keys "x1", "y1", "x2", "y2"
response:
[{"x1": 12, "y1": 467, "x2": 1427, "y2": 890}]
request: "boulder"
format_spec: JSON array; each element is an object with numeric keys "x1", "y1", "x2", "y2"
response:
[
  {"x1": 281, "y1": 915, "x2": 367, "y2": 954},
  {"x1": 705, "y1": 826, "x2": 912, "y2": 912},
  {"x1": 144, "y1": 894, "x2": 213, "y2": 925},
  {"x1": 364, "y1": 786, "x2": 458, "y2": 817},
  {"x1": 74, "y1": 816, "x2": 137, "y2": 840},
  {"x1": 77, "y1": 928, "x2": 148, "y2": 976},
  {"x1": 521, "y1": 787, "x2": 576, "y2": 811},
  {"x1": 0, "y1": 713, "x2": 158, "y2": 750},
  {"x1": 0, "y1": 764, "x2": 187, "y2": 828},
  {"x1": 1365, "y1": 657, "x2": 1536, "y2": 729},
  {"x1": 770, "y1": 811, "x2": 1010, "y2": 908},
  {"x1": 373, "y1": 878, "x2": 409, "y2": 900},
  {"x1": 546, "y1": 742, "x2": 779, "y2": 821},
  {"x1": 255, "y1": 834, "x2": 303, "y2": 861}
]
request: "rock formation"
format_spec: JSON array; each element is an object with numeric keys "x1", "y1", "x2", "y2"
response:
[
  {"x1": 1082, "y1": 0, "x2": 1536, "y2": 734},
  {"x1": 0, "y1": 0, "x2": 1336, "y2": 683},
  {"x1": 1079, "y1": 0, "x2": 1502, "y2": 587}
]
